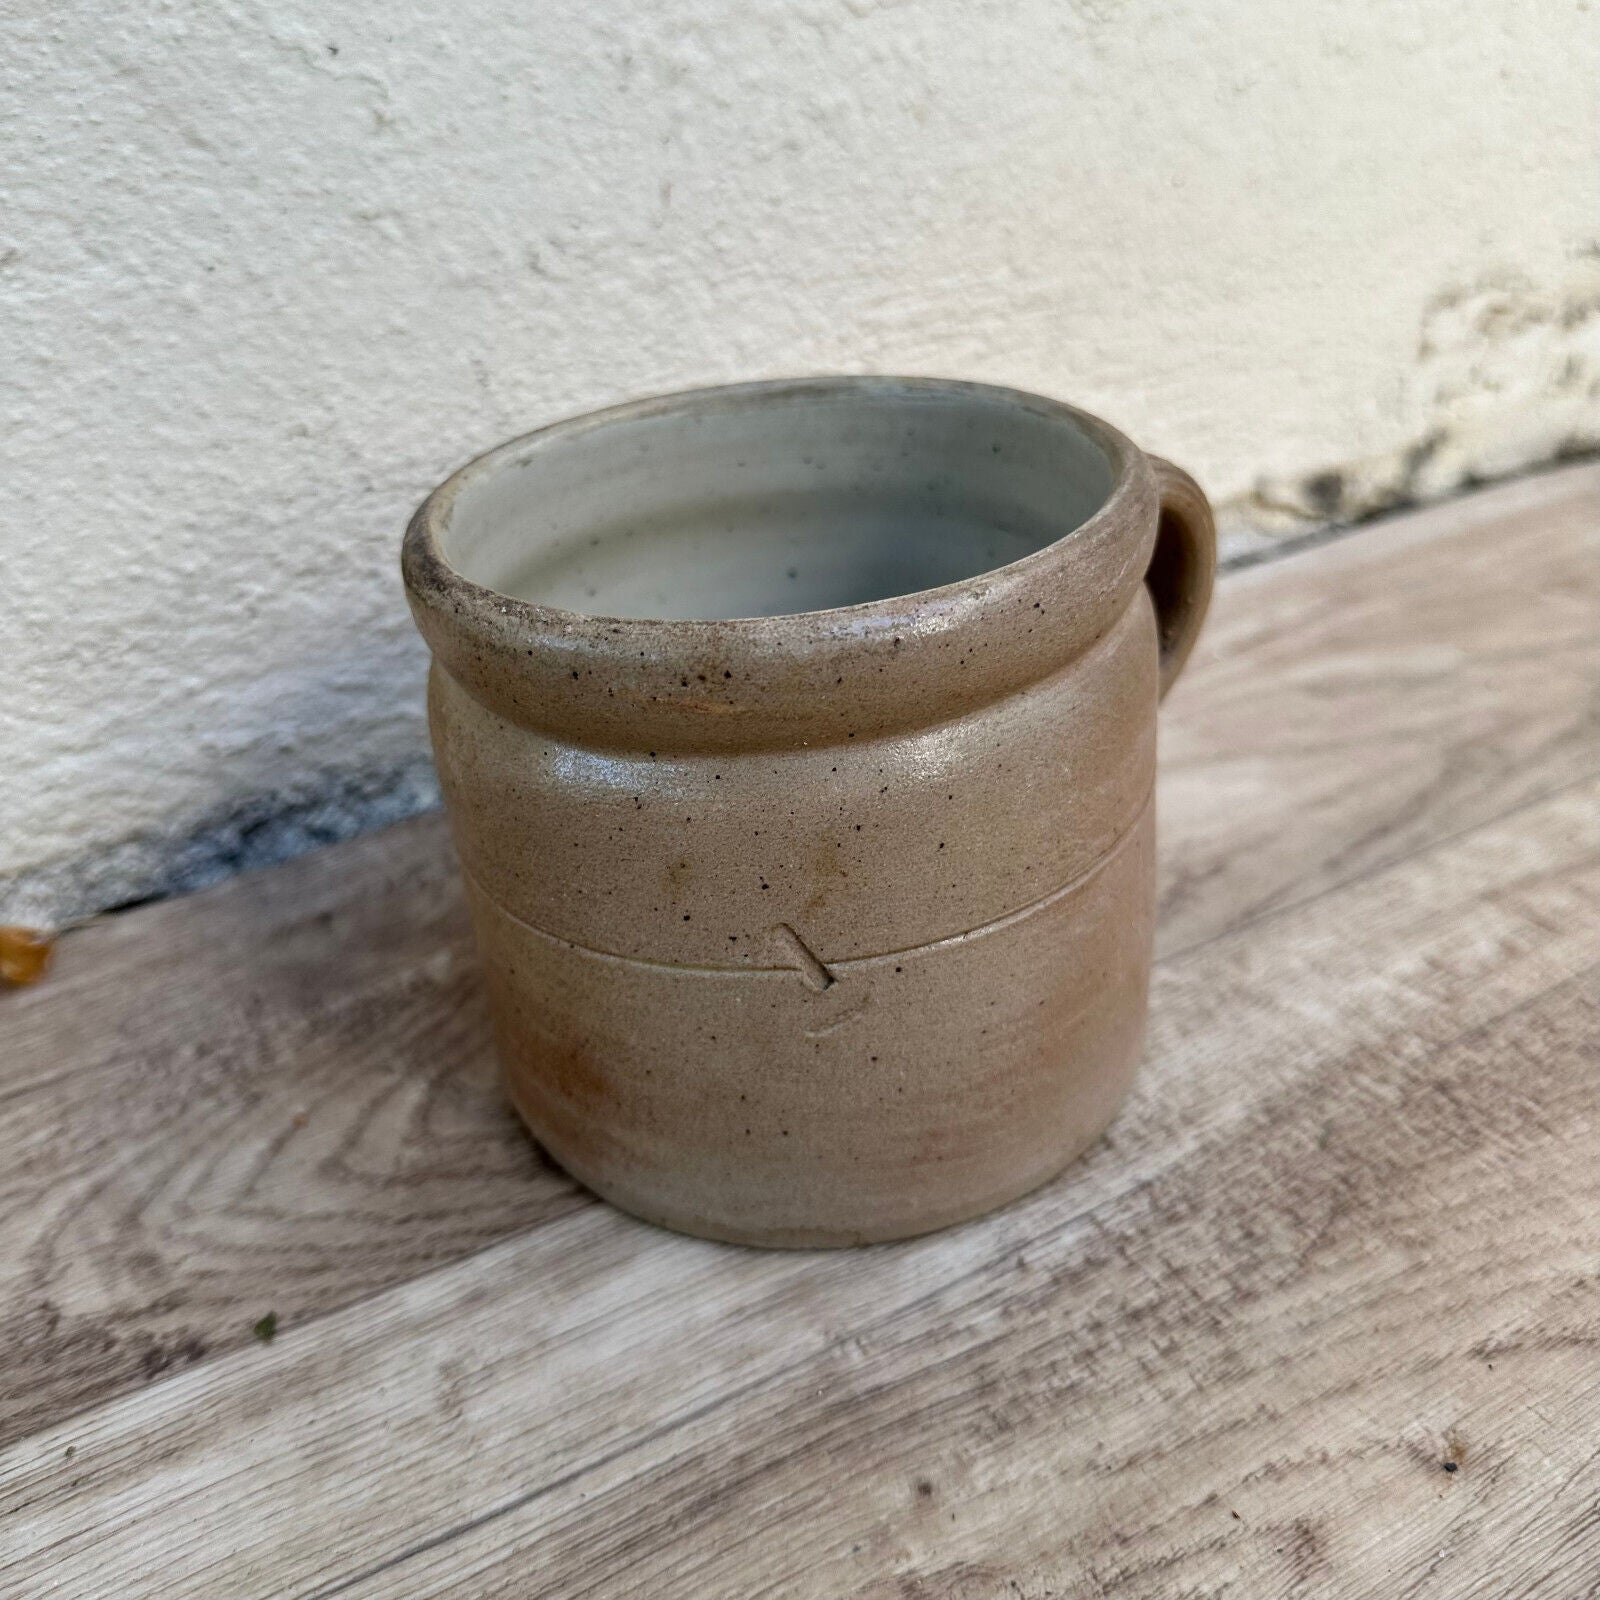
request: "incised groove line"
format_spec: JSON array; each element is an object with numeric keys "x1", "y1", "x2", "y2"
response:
[{"x1": 465, "y1": 785, "x2": 1152, "y2": 982}]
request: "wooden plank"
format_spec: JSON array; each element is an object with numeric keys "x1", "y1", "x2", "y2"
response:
[
  {"x1": 0, "y1": 817, "x2": 585, "y2": 1450},
  {"x1": 386, "y1": 985, "x2": 1600, "y2": 1600},
  {"x1": 1157, "y1": 461, "x2": 1600, "y2": 956},
  {"x1": 0, "y1": 459, "x2": 1593, "y2": 1569},
  {"x1": 0, "y1": 465, "x2": 1591, "y2": 1455},
  {"x1": 1, "y1": 771, "x2": 1595, "y2": 1598},
  {"x1": 0, "y1": 464, "x2": 1593, "y2": 1450}
]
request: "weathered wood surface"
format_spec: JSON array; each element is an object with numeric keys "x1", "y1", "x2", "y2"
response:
[{"x1": 0, "y1": 462, "x2": 1595, "y2": 1597}]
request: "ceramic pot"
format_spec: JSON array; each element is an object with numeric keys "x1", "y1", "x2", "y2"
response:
[{"x1": 403, "y1": 378, "x2": 1213, "y2": 1246}]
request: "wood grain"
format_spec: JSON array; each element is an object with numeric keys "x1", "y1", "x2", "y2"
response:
[
  {"x1": 0, "y1": 806, "x2": 581, "y2": 1449},
  {"x1": 0, "y1": 462, "x2": 1595, "y2": 1596},
  {"x1": 1157, "y1": 463, "x2": 1599, "y2": 956}
]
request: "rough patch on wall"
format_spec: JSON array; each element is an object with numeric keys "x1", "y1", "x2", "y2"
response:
[
  {"x1": 0, "y1": 758, "x2": 441, "y2": 932},
  {"x1": 1218, "y1": 259, "x2": 1600, "y2": 559}
]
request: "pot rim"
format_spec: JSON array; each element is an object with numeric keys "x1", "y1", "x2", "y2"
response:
[{"x1": 402, "y1": 376, "x2": 1160, "y2": 751}]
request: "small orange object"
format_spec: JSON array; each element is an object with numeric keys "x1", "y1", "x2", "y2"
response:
[{"x1": 0, "y1": 927, "x2": 56, "y2": 986}]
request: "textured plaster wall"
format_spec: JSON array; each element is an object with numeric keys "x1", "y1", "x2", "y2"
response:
[{"x1": 4, "y1": 0, "x2": 1597, "y2": 924}]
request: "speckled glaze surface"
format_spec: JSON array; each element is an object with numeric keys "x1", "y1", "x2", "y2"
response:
[{"x1": 403, "y1": 378, "x2": 1214, "y2": 1246}]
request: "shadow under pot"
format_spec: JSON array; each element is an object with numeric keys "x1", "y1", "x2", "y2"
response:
[{"x1": 403, "y1": 376, "x2": 1214, "y2": 1246}]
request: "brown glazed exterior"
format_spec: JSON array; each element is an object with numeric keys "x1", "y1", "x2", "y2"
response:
[{"x1": 403, "y1": 378, "x2": 1214, "y2": 1246}]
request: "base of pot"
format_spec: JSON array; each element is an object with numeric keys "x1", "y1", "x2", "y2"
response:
[{"x1": 505, "y1": 1071, "x2": 1136, "y2": 1249}]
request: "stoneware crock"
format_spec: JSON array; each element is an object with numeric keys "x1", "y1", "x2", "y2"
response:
[{"x1": 403, "y1": 377, "x2": 1214, "y2": 1246}]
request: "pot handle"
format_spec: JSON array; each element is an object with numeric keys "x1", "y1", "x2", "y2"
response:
[{"x1": 1146, "y1": 456, "x2": 1217, "y2": 700}]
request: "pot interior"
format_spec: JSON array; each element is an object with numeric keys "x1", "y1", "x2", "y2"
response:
[{"x1": 437, "y1": 384, "x2": 1115, "y2": 621}]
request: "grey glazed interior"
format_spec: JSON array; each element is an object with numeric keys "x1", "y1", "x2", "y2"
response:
[{"x1": 441, "y1": 385, "x2": 1114, "y2": 621}]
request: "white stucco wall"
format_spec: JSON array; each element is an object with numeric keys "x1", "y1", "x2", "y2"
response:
[{"x1": 4, "y1": 0, "x2": 1597, "y2": 924}]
